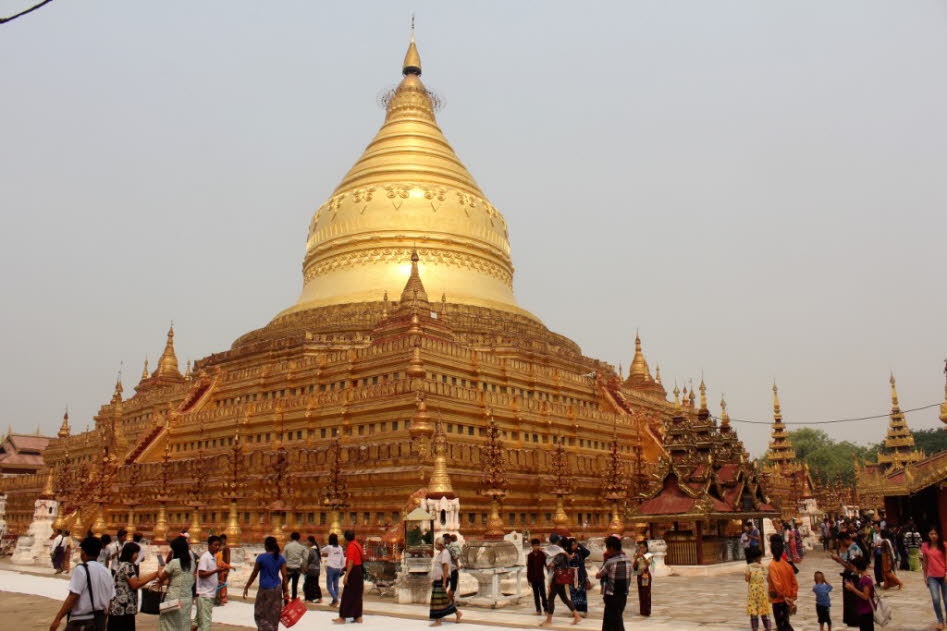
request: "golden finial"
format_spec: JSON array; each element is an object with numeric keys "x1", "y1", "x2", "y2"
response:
[
  {"x1": 772, "y1": 382, "x2": 781, "y2": 419},
  {"x1": 655, "y1": 364, "x2": 662, "y2": 385},
  {"x1": 617, "y1": 362, "x2": 623, "y2": 379},
  {"x1": 720, "y1": 394, "x2": 730, "y2": 427},
  {"x1": 673, "y1": 382, "x2": 681, "y2": 410},
  {"x1": 113, "y1": 370, "x2": 124, "y2": 400},
  {"x1": 627, "y1": 330, "x2": 651, "y2": 382},
  {"x1": 141, "y1": 357, "x2": 149, "y2": 381},
  {"x1": 699, "y1": 377, "x2": 708, "y2": 411},
  {"x1": 403, "y1": 16, "x2": 422, "y2": 76},
  {"x1": 889, "y1": 372, "x2": 900, "y2": 410}
]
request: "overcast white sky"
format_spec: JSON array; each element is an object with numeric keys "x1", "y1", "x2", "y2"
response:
[{"x1": 2, "y1": 1, "x2": 945, "y2": 456}]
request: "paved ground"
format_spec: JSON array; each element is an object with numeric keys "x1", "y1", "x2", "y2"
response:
[{"x1": 0, "y1": 552, "x2": 938, "y2": 630}]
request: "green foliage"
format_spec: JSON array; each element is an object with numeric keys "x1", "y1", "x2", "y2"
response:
[
  {"x1": 787, "y1": 429, "x2": 868, "y2": 486},
  {"x1": 912, "y1": 428, "x2": 947, "y2": 457},
  {"x1": 785, "y1": 427, "x2": 946, "y2": 486}
]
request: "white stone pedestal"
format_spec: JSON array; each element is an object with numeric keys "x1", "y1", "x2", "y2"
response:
[
  {"x1": 458, "y1": 567, "x2": 522, "y2": 608},
  {"x1": 396, "y1": 572, "x2": 433, "y2": 604},
  {"x1": 12, "y1": 498, "x2": 59, "y2": 565},
  {"x1": 648, "y1": 539, "x2": 672, "y2": 577},
  {"x1": 762, "y1": 519, "x2": 777, "y2": 559}
]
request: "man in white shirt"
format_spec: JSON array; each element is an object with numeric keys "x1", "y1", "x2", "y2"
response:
[
  {"x1": 50, "y1": 536, "x2": 115, "y2": 631},
  {"x1": 196, "y1": 535, "x2": 225, "y2": 631}
]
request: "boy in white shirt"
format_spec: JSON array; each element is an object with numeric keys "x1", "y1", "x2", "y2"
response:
[
  {"x1": 196, "y1": 535, "x2": 225, "y2": 631},
  {"x1": 50, "y1": 536, "x2": 115, "y2": 631}
]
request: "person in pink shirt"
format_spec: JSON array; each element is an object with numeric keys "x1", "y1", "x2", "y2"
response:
[{"x1": 922, "y1": 528, "x2": 947, "y2": 630}]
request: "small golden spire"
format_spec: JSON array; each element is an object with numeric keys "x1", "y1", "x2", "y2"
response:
[
  {"x1": 627, "y1": 330, "x2": 652, "y2": 382},
  {"x1": 403, "y1": 17, "x2": 422, "y2": 76},
  {"x1": 113, "y1": 372, "x2": 124, "y2": 401},
  {"x1": 673, "y1": 382, "x2": 681, "y2": 410},
  {"x1": 699, "y1": 377, "x2": 708, "y2": 411},
  {"x1": 720, "y1": 394, "x2": 730, "y2": 427},
  {"x1": 155, "y1": 324, "x2": 182, "y2": 379},
  {"x1": 427, "y1": 418, "x2": 454, "y2": 498},
  {"x1": 655, "y1": 364, "x2": 662, "y2": 385},
  {"x1": 398, "y1": 249, "x2": 430, "y2": 314},
  {"x1": 58, "y1": 408, "x2": 70, "y2": 439},
  {"x1": 772, "y1": 382, "x2": 782, "y2": 420},
  {"x1": 140, "y1": 358, "x2": 149, "y2": 382},
  {"x1": 889, "y1": 372, "x2": 900, "y2": 410}
]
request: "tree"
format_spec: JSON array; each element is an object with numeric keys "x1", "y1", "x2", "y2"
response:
[
  {"x1": 788, "y1": 430, "x2": 869, "y2": 486},
  {"x1": 911, "y1": 429, "x2": 947, "y2": 457}
]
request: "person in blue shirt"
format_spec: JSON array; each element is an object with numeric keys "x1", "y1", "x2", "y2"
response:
[
  {"x1": 243, "y1": 536, "x2": 288, "y2": 631},
  {"x1": 813, "y1": 571, "x2": 833, "y2": 631}
]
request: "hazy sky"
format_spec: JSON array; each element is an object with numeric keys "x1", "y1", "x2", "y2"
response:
[{"x1": 2, "y1": 1, "x2": 945, "y2": 456}]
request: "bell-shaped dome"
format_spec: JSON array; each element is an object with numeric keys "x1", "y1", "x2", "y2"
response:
[{"x1": 280, "y1": 35, "x2": 537, "y2": 322}]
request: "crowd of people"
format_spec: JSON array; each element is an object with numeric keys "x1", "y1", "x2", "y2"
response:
[
  {"x1": 742, "y1": 516, "x2": 946, "y2": 631},
  {"x1": 41, "y1": 518, "x2": 947, "y2": 631},
  {"x1": 47, "y1": 528, "x2": 363, "y2": 631}
]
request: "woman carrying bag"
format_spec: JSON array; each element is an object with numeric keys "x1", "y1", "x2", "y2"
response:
[
  {"x1": 156, "y1": 536, "x2": 195, "y2": 631},
  {"x1": 108, "y1": 542, "x2": 159, "y2": 631}
]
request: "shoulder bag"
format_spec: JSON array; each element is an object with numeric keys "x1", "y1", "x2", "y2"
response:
[{"x1": 871, "y1": 592, "x2": 892, "y2": 627}]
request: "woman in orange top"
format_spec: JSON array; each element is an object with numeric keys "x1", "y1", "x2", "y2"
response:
[{"x1": 768, "y1": 536, "x2": 798, "y2": 631}]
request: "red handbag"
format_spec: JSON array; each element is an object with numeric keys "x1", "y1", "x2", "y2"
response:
[
  {"x1": 279, "y1": 598, "x2": 307, "y2": 628},
  {"x1": 554, "y1": 567, "x2": 575, "y2": 585}
]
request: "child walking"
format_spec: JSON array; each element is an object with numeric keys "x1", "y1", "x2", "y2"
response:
[
  {"x1": 813, "y1": 571, "x2": 833, "y2": 631},
  {"x1": 745, "y1": 547, "x2": 772, "y2": 631}
]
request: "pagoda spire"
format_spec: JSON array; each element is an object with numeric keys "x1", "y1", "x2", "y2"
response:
[
  {"x1": 698, "y1": 377, "x2": 708, "y2": 412},
  {"x1": 403, "y1": 17, "x2": 421, "y2": 76},
  {"x1": 626, "y1": 331, "x2": 653, "y2": 384},
  {"x1": 397, "y1": 249, "x2": 430, "y2": 314},
  {"x1": 139, "y1": 358, "x2": 149, "y2": 383},
  {"x1": 766, "y1": 382, "x2": 797, "y2": 465},
  {"x1": 719, "y1": 395, "x2": 730, "y2": 429},
  {"x1": 154, "y1": 325, "x2": 183, "y2": 381},
  {"x1": 58, "y1": 408, "x2": 70, "y2": 439},
  {"x1": 876, "y1": 373, "x2": 921, "y2": 472}
]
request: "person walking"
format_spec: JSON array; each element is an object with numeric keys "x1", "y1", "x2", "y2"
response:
[
  {"x1": 322, "y1": 533, "x2": 345, "y2": 607},
  {"x1": 49, "y1": 535, "x2": 115, "y2": 631},
  {"x1": 871, "y1": 524, "x2": 884, "y2": 587},
  {"x1": 905, "y1": 522, "x2": 922, "y2": 572},
  {"x1": 540, "y1": 533, "x2": 581, "y2": 627},
  {"x1": 429, "y1": 539, "x2": 462, "y2": 626},
  {"x1": 843, "y1": 556, "x2": 874, "y2": 631},
  {"x1": 922, "y1": 527, "x2": 947, "y2": 630},
  {"x1": 303, "y1": 536, "x2": 323, "y2": 603},
  {"x1": 157, "y1": 536, "x2": 196, "y2": 631},
  {"x1": 195, "y1": 536, "x2": 225, "y2": 631},
  {"x1": 243, "y1": 536, "x2": 288, "y2": 631},
  {"x1": 768, "y1": 536, "x2": 798, "y2": 631},
  {"x1": 447, "y1": 534, "x2": 462, "y2": 597},
  {"x1": 879, "y1": 531, "x2": 902, "y2": 590},
  {"x1": 745, "y1": 547, "x2": 771, "y2": 631},
  {"x1": 283, "y1": 531, "x2": 308, "y2": 602},
  {"x1": 51, "y1": 529, "x2": 67, "y2": 574},
  {"x1": 527, "y1": 538, "x2": 548, "y2": 616},
  {"x1": 831, "y1": 531, "x2": 863, "y2": 628},
  {"x1": 595, "y1": 535, "x2": 632, "y2": 631},
  {"x1": 108, "y1": 542, "x2": 160, "y2": 631},
  {"x1": 98, "y1": 534, "x2": 114, "y2": 570},
  {"x1": 567, "y1": 538, "x2": 591, "y2": 616},
  {"x1": 632, "y1": 539, "x2": 652, "y2": 617},
  {"x1": 215, "y1": 534, "x2": 232, "y2": 605},
  {"x1": 333, "y1": 530, "x2": 365, "y2": 624}
]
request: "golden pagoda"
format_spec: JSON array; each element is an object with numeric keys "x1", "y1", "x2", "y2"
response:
[
  {"x1": 874, "y1": 374, "x2": 923, "y2": 473},
  {"x1": 0, "y1": 32, "x2": 743, "y2": 542},
  {"x1": 761, "y1": 383, "x2": 814, "y2": 517}
]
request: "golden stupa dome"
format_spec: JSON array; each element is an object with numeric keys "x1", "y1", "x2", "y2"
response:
[{"x1": 281, "y1": 34, "x2": 536, "y2": 321}]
